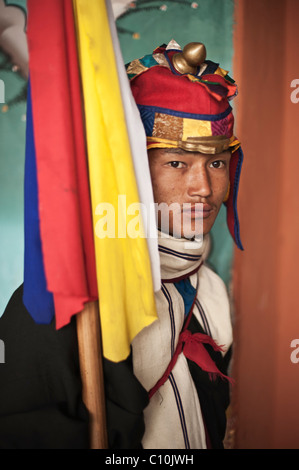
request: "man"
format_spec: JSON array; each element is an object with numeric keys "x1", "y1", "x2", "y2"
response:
[
  {"x1": 0, "y1": 40, "x2": 243, "y2": 449},
  {"x1": 122, "y1": 40, "x2": 243, "y2": 449}
]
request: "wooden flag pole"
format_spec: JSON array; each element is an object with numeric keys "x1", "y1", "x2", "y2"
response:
[{"x1": 76, "y1": 301, "x2": 108, "y2": 449}]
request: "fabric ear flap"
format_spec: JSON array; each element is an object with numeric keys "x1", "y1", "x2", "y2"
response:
[{"x1": 224, "y1": 147, "x2": 244, "y2": 250}]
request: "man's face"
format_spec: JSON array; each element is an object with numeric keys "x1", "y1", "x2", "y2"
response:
[{"x1": 148, "y1": 147, "x2": 231, "y2": 239}]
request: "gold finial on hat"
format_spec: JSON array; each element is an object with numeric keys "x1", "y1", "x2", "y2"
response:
[{"x1": 172, "y1": 42, "x2": 206, "y2": 75}]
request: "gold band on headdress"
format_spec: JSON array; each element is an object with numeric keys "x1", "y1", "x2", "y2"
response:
[{"x1": 147, "y1": 135, "x2": 240, "y2": 154}]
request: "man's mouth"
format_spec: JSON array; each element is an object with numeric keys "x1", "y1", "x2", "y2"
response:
[{"x1": 183, "y1": 203, "x2": 213, "y2": 219}]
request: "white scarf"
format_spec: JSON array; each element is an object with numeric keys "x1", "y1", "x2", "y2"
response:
[{"x1": 132, "y1": 232, "x2": 233, "y2": 449}]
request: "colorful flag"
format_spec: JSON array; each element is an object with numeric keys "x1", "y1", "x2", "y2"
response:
[
  {"x1": 24, "y1": 0, "x2": 98, "y2": 326},
  {"x1": 73, "y1": 0, "x2": 158, "y2": 362},
  {"x1": 24, "y1": 0, "x2": 159, "y2": 362}
]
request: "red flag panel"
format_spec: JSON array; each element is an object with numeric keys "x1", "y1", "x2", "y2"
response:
[{"x1": 27, "y1": 0, "x2": 98, "y2": 327}]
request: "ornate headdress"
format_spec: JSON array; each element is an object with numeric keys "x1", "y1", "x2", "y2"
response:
[{"x1": 127, "y1": 40, "x2": 244, "y2": 250}]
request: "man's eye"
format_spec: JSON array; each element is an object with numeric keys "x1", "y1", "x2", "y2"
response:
[
  {"x1": 210, "y1": 160, "x2": 225, "y2": 169},
  {"x1": 168, "y1": 161, "x2": 184, "y2": 168}
]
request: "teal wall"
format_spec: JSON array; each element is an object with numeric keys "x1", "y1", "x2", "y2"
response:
[
  {"x1": 117, "y1": 0, "x2": 234, "y2": 72},
  {"x1": 0, "y1": 53, "x2": 27, "y2": 314},
  {"x1": 0, "y1": 0, "x2": 235, "y2": 315}
]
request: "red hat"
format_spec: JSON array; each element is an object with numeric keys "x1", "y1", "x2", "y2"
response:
[{"x1": 127, "y1": 40, "x2": 244, "y2": 250}]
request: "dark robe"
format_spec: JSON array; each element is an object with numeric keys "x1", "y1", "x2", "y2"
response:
[{"x1": 0, "y1": 285, "x2": 230, "y2": 449}]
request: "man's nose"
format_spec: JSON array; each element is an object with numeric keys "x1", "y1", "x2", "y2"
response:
[{"x1": 187, "y1": 167, "x2": 212, "y2": 198}]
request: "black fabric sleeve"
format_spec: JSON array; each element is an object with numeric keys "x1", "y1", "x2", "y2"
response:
[
  {"x1": 0, "y1": 285, "x2": 148, "y2": 449},
  {"x1": 187, "y1": 314, "x2": 232, "y2": 449},
  {"x1": 0, "y1": 285, "x2": 89, "y2": 449},
  {"x1": 103, "y1": 354, "x2": 149, "y2": 449}
]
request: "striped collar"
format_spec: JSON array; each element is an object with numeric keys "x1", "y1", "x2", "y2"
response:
[{"x1": 158, "y1": 231, "x2": 210, "y2": 282}]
